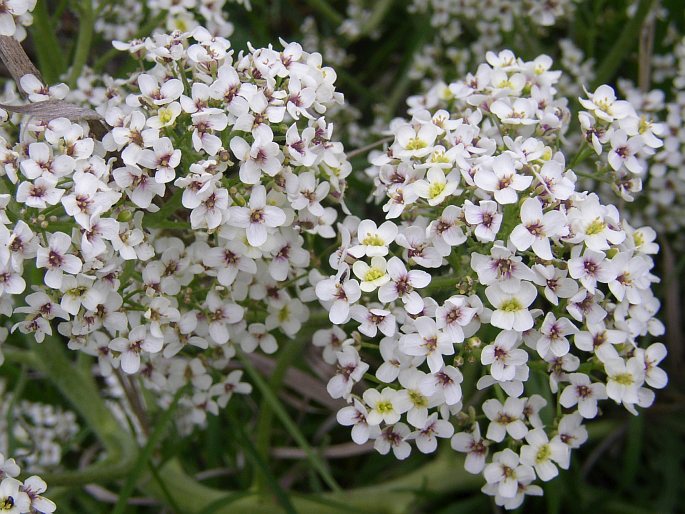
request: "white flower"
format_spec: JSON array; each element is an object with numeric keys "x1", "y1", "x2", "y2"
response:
[
  {"x1": 519, "y1": 428, "x2": 569, "y2": 481},
  {"x1": 35, "y1": 232, "x2": 82, "y2": 289},
  {"x1": 378, "y1": 256, "x2": 431, "y2": 314},
  {"x1": 636, "y1": 342, "x2": 668, "y2": 389},
  {"x1": 230, "y1": 125, "x2": 284, "y2": 184},
  {"x1": 363, "y1": 387, "x2": 407, "y2": 425},
  {"x1": 410, "y1": 413, "x2": 454, "y2": 453},
  {"x1": 0, "y1": 478, "x2": 30, "y2": 513},
  {"x1": 509, "y1": 198, "x2": 566, "y2": 259},
  {"x1": 395, "y1": 122, "x2": 439, "y2": 158},
  {"x1": 579, "y1": 85, "x2": 635, "y2": 122},
  {"x1": 483, "y1": 397, "x2": 528, "y2": 442},
  {"x1": 399, "y1": 317, "x2": 454, "y2": 374},
  {"x1": 559, "y1": 373, "x2": 607, "y2": 418},
  {"x1": 337, "y1": 399, "x2": 379, "y2": 444},
  {"x1": 481, "y1": 330, "x2": 528, "y2": 382},
  {"x1": 483, "y1": 448, "x2": 534, "y2": 499},
  {"x1": 137, "y1": 73, "x2": 184, "y2": 106},
  {"x1": 532, "y1": 264, "x2": 578, "y2": 305},
  {"x1": 605, "y1": 357, "x2": 645, "y2": 410},
  {"x1": 352, "y1": 256, "x2": 390, "y2": 292},
  {"x1": 110, "y1": 326, "x2": 164, "y2": 374},
  {"x1": 228, "y1": 185, "x2": 286, "y2": 247},
  {"x1": 147, "y1": 102, "x2": 182, "y2": 128},
  {"x1": 348, "y1": 220, "x2": 398, "y2": 258},
  {"x1": 464, "y1": 200, "x2": 502, "y2": 242},
  {"x1": 209, "y1": 370, "x2": 253, "y2": 408},
  {"x1": 374, "y1": 423, "x2": 412, "y2": 460},
  {"x1": 435, "y1": 295, "x2": 477, "y2": 343},
  {"x1": 327, "y1": 346, "x2": 368, "y2": 399},
  {"x1": 413, "y1": 167, "x2": 458, "y2": 206},
  {"x1": 350, "y1": 305, "x2": 396, "y2": 338},
  {"x1": 474, "y1": 154, "x2": 532, "y2": 204},
  {"x1": 485, "y1": 281, "x2": 537, "y2": 331},
  {"x1": 315, "y1": 275, "x2": 361, "y2": 324},
  {"x1": 608, "y1": 130, "x2": 644, "y2": 175},
  {"x1": 574, "y1": 322, "x2": 624, "y2": 362},
  {"x1": 138, "y1": 137, "x2": 182, "y2": 183},
  {"x1": 419, "y1": 365, "x2": 463, "y2": 405},
  {"x1": 451, "y1": 424, "x2": 488, "y2": 474},
  {"x1": 567, "y1": 248, "x2": 616, "y2": 294},
  {"x1": 536, "y1": 312, "x2": 578, "y2": 358}
]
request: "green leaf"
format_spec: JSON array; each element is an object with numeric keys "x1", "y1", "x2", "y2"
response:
[
  {"x1": 197, "y1": 492, "x2": 256, "y2": 514},
  {"x1": 112, "y1": 386, "x2": 186, "y2": 514},
  {"x1": 30, "y1": 0, "x2": 68, "y2": 83},
  {"x1": 226, "y1": 410, "x2": 298, "y2": 514},
  {"x1": 592, "y1": 0, "x2": 655, "y2": 87},
  {"x1": 238, "y1": 352, "x2": 341, "y2": 492}
]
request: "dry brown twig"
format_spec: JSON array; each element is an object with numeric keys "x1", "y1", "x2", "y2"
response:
[{"x1": 0, "y1": 35, "x2": 106, "y2": 136}]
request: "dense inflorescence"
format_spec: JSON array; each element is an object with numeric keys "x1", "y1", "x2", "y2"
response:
[
  {"x1": 0, "y1": 27, "x2": 350, "y2": 432},
  {"x1": 315, "y1": 51, "x2": 667, "y2": 509}
]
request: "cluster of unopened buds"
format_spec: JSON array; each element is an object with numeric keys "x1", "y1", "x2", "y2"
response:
[
  {"x1": 0, "y1": 26, "x2": 350, "y2": 430},
  {"x1": 315, "y1": 50, "x2": 667, "y2": 509},
  {"x1": 0, "y1": 453, "x2": 54, "y2": 513}
]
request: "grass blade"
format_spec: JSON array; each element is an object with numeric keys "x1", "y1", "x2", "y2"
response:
[
  {"x1": 238, "y1": 352, "x2": 341, "y2": 492},
  {"x1": 227, "y1": 410, "x2": 298, "y2": 514},
  {"x1": 112, "y1": 386, "x2": 186, "y2": 514}
]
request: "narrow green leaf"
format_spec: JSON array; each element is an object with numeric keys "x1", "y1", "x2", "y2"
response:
[
  {"x1": 112, "y1": 386, "x2": 186, "y2": 514},
  {"x1": 30, "y1": 0, "x2": 67, "y2": 82},
  {"x1": 68, "y1": 0, "x2": 95, "y2": 87},
  {"x1": 197, "y1": 492, "x2": 255, "y2": 514},
  {"x1": 226, "y1": 410, "x2": 298, "y2": 514},
  {"x1": 592, "y1": 0, "x2": 654, "y2": 87},
  {"x1": 238, "y1": 352, "x2": 341, "y2": 492}
]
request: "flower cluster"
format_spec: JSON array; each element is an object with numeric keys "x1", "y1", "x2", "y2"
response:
[
  {"x1": 0, "y1": 378, "x2": 79, "y2": 471},
  {"x1": 0, "y1": 0, "x2": 36, "y2": 41},
  {"x1": 0, "y1": 26, "x2": 349, "y2": 431},
  {"x1": 315, "y1": 51, "x2": 667, "y2": 509},
  {"x1": 576, "y1": 84, "x2": 664, "y2": 201},
  {"x1": 406, "y1": 0, "x2": 579, "y2": 85},
  {"x1": 96, "y1": 0, "x2": 245, "y2": 41},
  {"x1": 0, "y1": 453, "x2": 55, "y2": 513}
]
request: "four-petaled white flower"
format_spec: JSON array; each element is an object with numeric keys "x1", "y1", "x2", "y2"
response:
[{"x1": 229, "y1": 185, "x2": 286, "y2": 247}]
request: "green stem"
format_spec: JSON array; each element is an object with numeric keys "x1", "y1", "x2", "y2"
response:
[
  {"x1": 298, "y1": 0, "x2": 344, "y2": 26},
  {"x1": 30, "y1": 0, "x2": 67, "y2": 83},
  {"x1": 68, "y1": 0, "x2": 95, "y2": 87},
  {"x1": 591, "y1": 0, "x2": 654, "y2": 88},
  {"x1": 358, "y1": 0, "x2": 394, "y2": 39},
  {"x1": 239, "y1": 351, "x2": 341, "y2": 492}
]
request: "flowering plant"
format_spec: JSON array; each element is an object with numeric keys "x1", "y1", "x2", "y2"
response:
[{"x1": 0, "y1": 1, "x2": 681, "y2": 513}]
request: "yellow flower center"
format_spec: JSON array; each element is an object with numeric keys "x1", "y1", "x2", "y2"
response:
[
  {"x1": 362, "y1": 234, "x2": 385, "y2": 246},
  {"x1": 500, "y1": 298, "x2": 522, "y2": 312},
  {"x1": 406, "y1": 137, "x2": 427, "y2": 151},
  {"x1": 375, "y1": 400, "x2": 394, "y2": 414},
  {"x1": 535, "y1": 444, "x2": 552, "y2": 463},
  {"x1": 613, "y1": 372, "x2": 634, "y2": 386},
  {"x1": 633, "y1": 232, "x2": 645, "y2": 247},
  {"x1": 428, "y1": 181, "x2": 446, "y2": 199},
  {"x1": 408, "y1": 389, "x2": 428, "y2": 407},
  {"x1": 585, "y1": 218, "x2": 606, "y2": 236},
  {"x1": 364, "y1": 267, "x2": 385, "y2": 282},
  {"x1": 158, "y1": 107, "x2": 175, "y2": 125}
]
